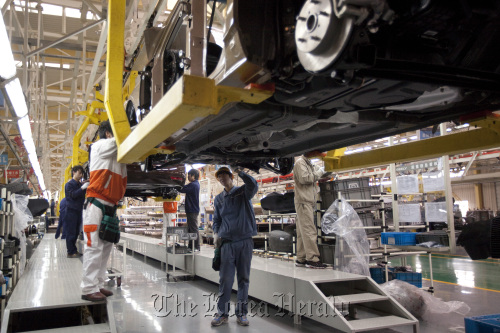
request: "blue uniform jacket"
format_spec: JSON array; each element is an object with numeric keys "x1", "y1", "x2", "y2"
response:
[
  {"x1": 64, "y1": 179, "x2": 86, "y2": 212},
  {"x1": 213, "y1": 171, "x2": 258, "y2": 242},
  {"x1": 59, "y1": 198, "x2": 67, "y2": 222},
  {"x1": 180, "y1": 180, "x2": 200, "y2": 213}
]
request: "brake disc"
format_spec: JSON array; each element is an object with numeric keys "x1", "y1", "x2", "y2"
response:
[{"x1": 295, "y1": 0, "x2": 354, "y2": 73}]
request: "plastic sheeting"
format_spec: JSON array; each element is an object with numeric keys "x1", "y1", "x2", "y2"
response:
[
  {"x1": 381, "y1": 279, "x2": 470, "y2": 332},
  {"x1": 12, "y1": 194, "x2": 33, "y2": 277},
  {"x1": 321, "y1": 197, "x2": 370, "y2": 276}
]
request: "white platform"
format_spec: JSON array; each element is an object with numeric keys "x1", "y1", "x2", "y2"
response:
[
  {"x1": 1, "y1": 235, "x2": 115, "y2": 333},
  {"x1": 120, "y1": 233, "x2": 418, "y2": 332}
]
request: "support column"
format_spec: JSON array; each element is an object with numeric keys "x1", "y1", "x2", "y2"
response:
[
  {"x1": 474, "y1": 182, "x2": 484, "y2": 209},
  {"x1": 389, "y1": 137, "x2": 399, "y2": 231},
  {"x1": 440, "y1": 123, "x2": 456, "y2": 253}
]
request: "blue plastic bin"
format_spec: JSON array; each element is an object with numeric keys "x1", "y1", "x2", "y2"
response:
[
  {"x1": 381, "y1": 232, "x2": 418, "y2": 246},
  {"x1": 465, "y1": 314, "x2": 500, "y2": 333},
  {"x1": 390, "y1": 272, "x2": 422, "y2": 288},
  {"x1": 369, "y1": 267, "x2": 387, "y2": 284}
]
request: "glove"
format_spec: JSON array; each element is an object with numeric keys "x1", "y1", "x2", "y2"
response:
[
  {"x1": 81, "y1": 182, "x2": 89, "y2": 190},
  {"x1": 214, "y1": 233, "x2": 222, "y2": 248},
  {"x1": 314, "y1": 166, "x2": 325, "y2": 178}
]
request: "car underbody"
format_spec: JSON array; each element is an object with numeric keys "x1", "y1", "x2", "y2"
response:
[{"x1": 123, "y1": 0, "x2": 500, "y2": 175}]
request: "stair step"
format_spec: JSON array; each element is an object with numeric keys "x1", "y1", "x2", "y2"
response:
[
  {"x1": 332, "y1": 293, "x2": 389, "y2": 305},
  {"x1": 22, "y1": 323, "x2": 110, "y2": 333},
  {"x1": 348, "y1": 315, "x2": 416, "y2": 332}
]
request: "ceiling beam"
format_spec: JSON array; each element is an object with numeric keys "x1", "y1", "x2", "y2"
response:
[
  {"x1": 26, "y1": 18, "x2": 105, "y2": 58},
  {"x1": 11, "y1": 36, "x2": 98, "y2": 53}
]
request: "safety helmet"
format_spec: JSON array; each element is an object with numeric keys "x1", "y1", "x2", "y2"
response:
[{"x1": 215, "y1": 167, "x2": 233, "y2": 179}]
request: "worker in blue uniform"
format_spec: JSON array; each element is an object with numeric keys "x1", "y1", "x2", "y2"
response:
[
  {"x1": 55, "y1": 197, "x2": 67, "y2": 239},
  {"x1": 211, "y1": 167, "x2": 258, "y2": 327},
  {"x1": 65, "y1": 165, "x2": 89, "y2": 258},
  {"x1": 180, "y1": 168, "x2": 201, "y2": 251}
]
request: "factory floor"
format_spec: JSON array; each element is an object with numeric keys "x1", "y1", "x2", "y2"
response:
[
  {"x1": 110, "y1": 245, "x2": 500, "y2": 333},
  {"x1": 5, "y1": 233, "x2": 500, "y2": 332}
]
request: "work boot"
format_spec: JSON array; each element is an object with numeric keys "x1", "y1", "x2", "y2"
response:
[
  {"x1": 305, "y1": 261, "x2": 327, "y2": 269},
  {"x1": 81, "y1": 292, "x2": 106, "y2": 302},
  {"x1": 99, "y1": 288, "x2": 113, "y2": 297},
  {"x1": 211, "y1": 314, "x2": 228, "y2": 327},
  {"x1": 236, "y1": 315, "x2": 249, "y2": 326}
]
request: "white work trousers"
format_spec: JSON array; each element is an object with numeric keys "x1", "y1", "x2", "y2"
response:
[{"x1": 81, "y1": 201, "x2": 113, "y2": 294}]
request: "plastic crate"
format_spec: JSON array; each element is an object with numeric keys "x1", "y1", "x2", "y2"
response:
[
  {"x1": 336, "y1": 178, "x2": 370, "y2": 191},
  {"x1": 381, "y1": 232, "x2": 418, "y2": 246},
  {"x1": 465, "y1": 314, "x2": 500, "y2": 333},
  {"x1": 390, "y1": 272, "x2": 422, "y2": 288},
  {"x1": 320, "y1": 186, "x2": 380, "y2": 210},
  {"x1": 166, "y1": 226, "x2": 188, "y2": 236},
  {"x1": 416, "y1": 231, "x2": 449, "y2": 246},
  {"x1": 167, "y1": 245, "x2": 189, "y2": 254},
  {"x1": 319, "y1": 178, "x2": 370, "y2": 192},
  {"x1": 3, "y1": 240, "x2": 15, "y2": 256},
  {"x1": 318, "y1": 243, "x2": 335, "y2": 265},
  {"x1": 369, "y1": 267, "x2": 387, "y2": 284}
]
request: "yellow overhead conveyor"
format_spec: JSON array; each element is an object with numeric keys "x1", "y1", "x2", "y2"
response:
[{"x1": 322, "y1": 114, "x2": 500, "y2": 172}]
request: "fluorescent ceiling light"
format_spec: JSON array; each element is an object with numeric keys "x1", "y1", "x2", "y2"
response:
[
  {"x1": 0, "y1": 4, "x2": 46, "y2": 195},
  {"x1": 0, "y1": 14, "x2": 16, "y2": 79},
  {"x1": 18, "y1": 116, "x2": 33, "y2": 141},
  {"x1": 410, "y1": 135, "x2": 418, "y2": 140},
  {"x1": 5, "y1": 79, "x2": 28, "y2": 117},
  {"x1": 23, "y1": 139, "x2": 36, "y2": 155}
]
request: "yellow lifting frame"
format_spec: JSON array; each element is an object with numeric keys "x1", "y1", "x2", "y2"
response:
[
  {"x1": 323, "y1": 115, "x2": 500, "y2": 172},
  {"x1": 60, "y1": 94, "x2": 108, "y2": 200},
  {"x1": 105, "y1": 0, "x2": 274, "y2": 164}
]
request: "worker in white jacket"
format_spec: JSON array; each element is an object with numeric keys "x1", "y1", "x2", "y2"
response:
[
  {"x1": 81, "y1": 121, "x2": 127, "y2": 302},
  {"x1": 293, "y1": 151, "x2": 327, "y2": 269}
]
